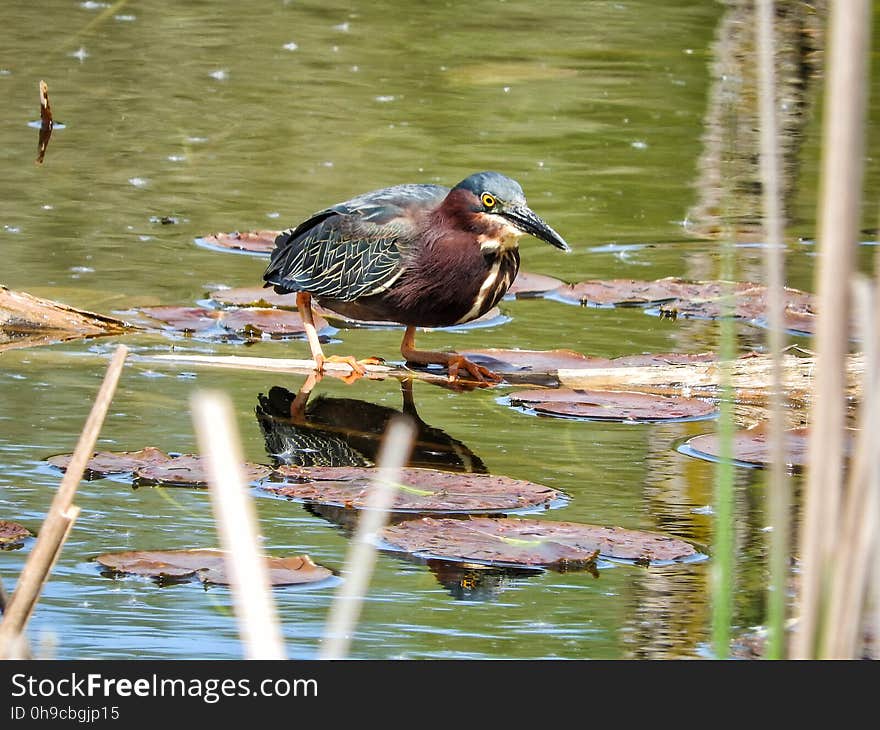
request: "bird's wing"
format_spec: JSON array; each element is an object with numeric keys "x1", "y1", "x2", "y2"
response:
[{"x1": 263, "y1": 184, "x2": 448, "y2": 301}]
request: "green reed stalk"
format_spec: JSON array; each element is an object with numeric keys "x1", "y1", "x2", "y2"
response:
[{"x1": 712, "y1": 235, "x2": 737, "y2": 660}]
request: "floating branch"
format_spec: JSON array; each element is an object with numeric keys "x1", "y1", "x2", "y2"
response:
[
  {"x1": 0, "y1": 286, "x2": 134, "y2": 352},
  {"x1": 139, "y1": 351, "x2": 864, "y2": 407}
]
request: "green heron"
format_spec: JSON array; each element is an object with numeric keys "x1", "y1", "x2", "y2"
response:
[{"x1": 263, "y1": 171, "x2": 570, "y2": 382}]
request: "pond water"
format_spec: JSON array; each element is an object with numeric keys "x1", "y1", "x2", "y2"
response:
[{"x1": 1, "y1": 1, "x2": 878, "y2": 660}]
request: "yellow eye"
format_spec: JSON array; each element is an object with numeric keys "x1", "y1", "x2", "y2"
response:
[{"x1": 481, "y1": 193, "x2": 496, "y2": 208}]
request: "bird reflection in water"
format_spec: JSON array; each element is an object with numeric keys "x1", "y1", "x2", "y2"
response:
[
  {"x1": 256, "y1": 374, "x2": 550, "y2": 600},
  {"x1": 256, "y1": 374, "x2": 487, "y2": 473}
]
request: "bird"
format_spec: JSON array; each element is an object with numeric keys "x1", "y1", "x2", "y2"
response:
[{"x1": 263, "y1": 171, "x2": 570, "y2": 383}]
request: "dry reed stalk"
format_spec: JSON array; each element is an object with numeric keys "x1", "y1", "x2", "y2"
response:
[
  {"x1": 756, "y1": 0, "x2": 789, "y2": 659},
  {"x1": 191, "y1": 391, "x2": 286, "y2": 660},
  {"x1": 822, "y1": 278, "x2": 879, "y2": 657},
  {"x1": 793, "y1": 0, "x2": 871, "y2": 659},
  {"x1": 319, "y1": 416, "x2": 415, "y2": 660},
  {"x1": 0, "y1": 345, "x2": 128, "y2": 656}
]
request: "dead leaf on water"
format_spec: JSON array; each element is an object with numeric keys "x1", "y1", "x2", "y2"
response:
[
  {"x1": 505, "y1": 271, "x2": 565, "y2": 299},
  {"x1": 134, "y1": 455, "x2": 272, "y2": 488},
  {"x1": 264, "y1": 465, "x2": 565, "y2": 514},
  {"x1": 509, "y1": 388, "x2": 717, "y2": 422},
  {"x1": 46, "y1": 447, "x2": 172, "y2": 478},
  {"x1": 94, "y1": 548, "x2": 333, "y2": 586},
  {"x1": 381, "y1": 516, "x2": 702, "y2": 569},
  {"x1": 194, "y1": 231, "x2": 280, "y2": 255},
  {"x1": 208, "y1": 286, "x2": 297, "y2": 309},
  {"x1": 680, "y1": 423, "x2": 812, "y2": 468},
  {"x1": 0, "y1": 520, "x2": 32, "y2": 548}
]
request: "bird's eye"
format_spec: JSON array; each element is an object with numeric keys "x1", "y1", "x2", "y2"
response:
[{"x1": 481, "y1": 193, "x2": 497, "y2": 209}]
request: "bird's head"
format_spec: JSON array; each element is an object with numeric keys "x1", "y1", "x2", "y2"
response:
[{"x1": 451, "y1": 171, "x2": 570, "y2": 253}]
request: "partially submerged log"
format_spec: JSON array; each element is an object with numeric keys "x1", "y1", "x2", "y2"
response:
[
  {"x1": 139, "y1": 351, "x2": 865, "y2": 408},
  {"x1": 0, "y1": 286, "x2": 133, "y2": 352}
]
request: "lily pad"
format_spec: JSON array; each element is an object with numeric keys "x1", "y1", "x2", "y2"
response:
[
  {"x1": 680, "y1": 424, "x2": 810, "y2": 468},
  {"x1": 46, "y1": 447, "x2": 172, "y2": 478},
  {"x1": 264, "y1": 465, "x2": 565, "y2": 514},
  {"x1": 134, "y1": 455, "x2": 272, "y2": 487},
  {"x1": 219, "y1": 308, "x2": 324, "y2": 338},
  {"x1": 505, "y1": 271, "x2": 565, "y2": 299},
  {"x1": 139, "y1": 306, "x2": 221, "y2": 333},
  {"x1": 318, "y1": 305, "x2": 506, "y2": 331},
  {"x1": 208, "y1": 286, "x2": 297, "y2": 309},
  {"x1": 380, "y1": 516, "x2": 702, "y2": 569},
  {"x1": 509, "y1": 388, "x2": 717, "y2": 422},
  {"x1": 461, "y1": 348, "x2": 610, "y2": 372},
  {"x1": 195, "y1": 230, "x2": 280, "y2": 255},
  {"x1": 94, "y1": 549, "x2": 332, "y2": 586},
  {"x1": 549, "y1": 278, "x2": 697, "y2": 307},
  {"x1": 0, "y1": 520, "x2": 32, "y2": 548},
  {"x1": 548, "y1": 277, "x2": 817, "y2": 334}
]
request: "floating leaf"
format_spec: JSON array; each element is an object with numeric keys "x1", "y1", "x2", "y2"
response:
[
  {"x1": 219, "y1": 308, "x2": 325, "y2": 338},
  {"x1": 680, "y1": 423, "x2": 811, "y2": 468},
  {"x1": 94, "y1": 549, "x2": 332, "y2": 586},
  {"x1": 381, "y1": 516, "x2": 701, "y2": 569},
  {"x1": 0, "y1": 520, "x2": 32, "y2": 547},
  {"x1": 138, "y1": 306, "x2": 221, "y2": 333},
  {"x1": 134, "y1": 455, "x2": 271, "y2": 487},
  {"x1": 461, "y1": 348, "x2": 609, "y2": 373},
  {"x1": 195, "y1": 230, "x2": 280, "y2": 255},
  {"x1": 549, "y1": 278, "x2": 694, "y2": 307},
  {"x1": 264, "y1": 465, "x2": 564, "y2": 514},
  {"x1": 548, "y1": 277, "x2": 817, "y2": 335},
  {"x1": 318, "y1": 305, "x2": 506, "y2": 331},
  {"x1": 208, "y1": 286, "x2": 297, "y2": 309},
  {"x1": 505, "y1": 271, "x2": 565, "y2": 299},
  {"x1": 46, "y1": 447, "x2": 172, "y2": 477},
  {"x1": 509, "y1": 388, "x2": 716, "y2": 422}
]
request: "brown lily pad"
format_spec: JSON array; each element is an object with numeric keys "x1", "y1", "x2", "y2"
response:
[
  {"x1": 138, "y1": 306, "x2": 221, "y2": 333},
  {"x1": 134, "y1": 455, "x2": 272, "y2": 487},
  {"x1": 549, "y1": 278, "x2": 697, "y2": 307},
  {"x1": 218, "y1": 308, "x2": 326, "y2": 338},
  {"x1": 680, "y1": 424, "x2": 811, "y2": 468},
  {"x1": 548, "y1": 277, "x2": 817, "y2": 335},
  {"x1": 195, "y1": 230, "x2": 280, "y2": 255},
  {"x1": 94, "y1": 549, "x2": 332, "y2": 586},
  {"x1": 509, "y1": 388, "x2": 717, "y2": 422},
  {"x1": 461, "y1": 348, "x2": 610, "y2": 372},
  {"x1": 0, "y1": 520, "x2": 32, "y2": 547},
  {"x1": 208, "y1": 286, "x2": 297, "y2": 309},
  {"x1": 318, "y1": 305, "x2": 506, "y2": 331},
  {"x1": 506, "y1": 271, "x2": 565, "y2": 298},
  {"x1": 264, "y1": 465, "x2": 565, "y2": 514},
  {"x1": 380, "y1": 516, "x2": 702, "y2": 569},
  {"x1": 46, "y1": 447, "x2": 172, "y2": 478}
]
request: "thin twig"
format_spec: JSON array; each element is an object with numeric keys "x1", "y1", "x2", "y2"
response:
[
  {"x1": 0, "y1": 345, "x2": 128, "y2": 654},
  {"x1": 192, "y1": 391, "x2": 286, "y2": 660},
  {"x1": 794, "y1": 0, "x2": 871, "y2": 659},
  {"x1": 319, "y1": 416, "x2": 415, "y2": 660}
]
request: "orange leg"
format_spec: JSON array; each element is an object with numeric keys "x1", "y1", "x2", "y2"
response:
[
  {"x1": 399, "y1": 325, "x2": 502, "y2": 385},
  {"x1": 296, "y1": 292, "x2": 382, "y2": 383}
]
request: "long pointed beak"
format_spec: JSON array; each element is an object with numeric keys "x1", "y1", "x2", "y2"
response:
[{"x1": 502, "y1": 205, "x2": 571, "y2": 252}]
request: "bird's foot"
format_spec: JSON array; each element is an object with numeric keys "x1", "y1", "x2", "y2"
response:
[
  {"x1": 445, "y1": 355, "x2": 503, "y2": 386},
  {"x1": 315, "y1": 354, "x2": 384, "y2": 384}
]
